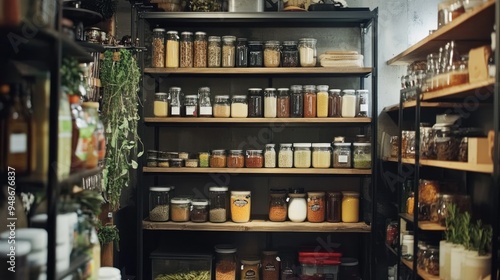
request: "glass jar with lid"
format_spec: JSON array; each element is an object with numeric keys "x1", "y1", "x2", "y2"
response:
[
  {"x1": 277, "y1": 88, "x2": 290, "y2": 118},
  {"x1": 264, "y1": 40, "x2": 281, "y2": 67},
  {"x1": 194, "y1": 31, "x2": 207, "y2": 67},
  {"x1": 208, "y1": 36, "x2": 221, "y2": 68},
  {"x1": 281, "y1": 41, "x2": 298, "y2": 67},
  {"x1": 269, "y1": 189, "x2": 287, "y2": 222},
  {"x1": 215, "y1": 244, "x2": 237, "y2": 279},
  {"x1": 333, "y1": 143, "x2": 352, "y2": 168},
  {"x1": 248, "y1": 88, "x2": 263, "y2": 117},
  {"x1": 435, "y1": 127, "x2": 459, "y2": 161},
  {"x1": 149, "y1": 186, "x2": 171, "y2": 221},
  {"x1": 246, "y1": 150, "x2": 263, "y2": 168},
  {"x1": 264, "y1": 88, "x2": 277, "y2": 118},
  {"x1": 307, "y1": 191, "x2": 325, "y2": 223},
  {"x1": 290, "y1": 85, "x2": 304, "y2": 117},
  {"x1": 288, "y1": 189, "x2": 307, "y2": 222},
  {"x1": 165, "y1": 31, "x2": 179, "y2": 68},
  {"x1": 182, "y1": 95, "x2": 198, "y2": 117},
  {"x1": 180, "y1": 31, "x2": 193, "y2": 68},
  {"x1": 248, "y1": 41, "x2": 264, "y2": 67},
  {"x1": 278, "y1": 143, "x2": 293, "y2": 168},
  {"x1": 198, "y1": 87, "x2": 212, "y2": 117},
  {"x1": 170, "y1": 197, "x2": 191, "y2": 222},
  {"x1": 341, "y1": 89, "x2": 357, "y2": 118},
  {"x1": 293, "y1": 143, "x2": 312, "y2": 168},
  {"x1": 227, "y1": 150, "x2": 244, "y2": 168},
  {"x1": 231, "y1": 95, "x2": 248, "y2": 118},
  {"x1": 154, "y1": 92, "x2": 169, "y2": 117},
  {"x1": 328, "y1": 89, "x2": 342, "y2": 117},
  {"x1": 152, "y1": 28, "x2": 165, "y2": 67},
  {"x1": 236, "y1": 37, "x2": 248, "y2": 67},
  {"x1": 326, "y1": 192, "x2": 342, "y2": 223},
  {"x1": 209, "y1": 186, "x2": 229, "y2": 222},
  {"x1": 264, "y1": 144, "x2": 276, "y2": 168},
  {"x1": 169, "y1": 87, "x2": 182, "y2": 116},
  {"x1": 190, "y1": 198, "x2": 208, "y2": 223},
  {"x1": 303, "y1": 85, "x2": 317, "y2": 118},
  {"x1": 316, "y1": 85, "x2": 329, "y2": 118},
  {"x1": 261, "y1": 251, "x2": 280, "y2": 280},
  {"x1": 240, "y1": 257, "x2": 261, "y2": 280},
  {"x1": 231, "y1": 191, "x2": 251, "y2": 223},
  {"x1": 353, "y1": 143, "x2": 371, "y2": 169},
  {"x1": 341, "y1": 192, "x2": 359, "y2": 223},
  {"x1": 312, "y1": 143, "x2": 331, "y2": 168},
  {"x1": 356, "y1": 89, "x2": 369, "y2": 117},
  {"x1": 199, "y1": 151, "x2": 209, "y2": 167},
  {"x1": 298, "y1": 38, "x2": 317, "y2": 67},
  {"x1": 214, "y1": 95, "x2": 230, "y2": 118},
  {"x1": 222, "y1": 36, "x2": 236, "y2": 67},
  {"x1": 210, "y1": 149, "x2": 226, "y2": 168},
  {"x1": 424, "y1": 246, "x2": 440, "y2": 276}
]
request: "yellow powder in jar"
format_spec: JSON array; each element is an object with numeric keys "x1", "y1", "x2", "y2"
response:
[
  {"x1": 231, "y1": 103, "x2": 248, "y2": 118},
  {"x1": 166, "y1": 40, "x2": 179, "y2": 68},
  {"x1": 230, "y1": 192, "x2": 251, "y2": 223},
  {"x1": 316, "y1": 91, "x2": 329, "y2": 117},
  {"x1": 154, "y1": 100, "x2": 169, "y2": 117},
  {"x1": 213, "y1": 104, "x2": 230, "y2": 118}
]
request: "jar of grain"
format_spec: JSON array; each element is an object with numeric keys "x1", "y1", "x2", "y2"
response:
[
  {"x1": 241, "y1": 258, "x2": 261, "y2": 280},
  {"x1": 180, "y1": 31, "x2": 193, "y2": 68},
  {"x1": 236, "y1": 37, "x2": 248, "y2": 67},
  {"x1": 269, "y1": 189, "x2": 287, "y2": 222},
  {"x1": 264, "y1": 144, "x2": 276, "y2": 168},
  {"x1": 170, "y1": 197, "x2": 191, "y2": 222},
  {"x1": 248, "y1": 41, "x2": 264, "y2": 67},
  {"x1": 231, "y1": 191, "x2": 251, "y2": 223},
  {"x1": 303, "y1": 85, "x2": 317, "y2": 118},
  {"x1": 307, "y1": 191, "x2": 325, "y2": 223},
  {"x1": 248, "y1": 88, "x2": 263, "y2": 117},
  {"x1": 193, "y1": 31, "x2": 207, "y2": 67},
  {"x1": 326, "y1": 192, "x2": 342, "y2": 223},
  {"x1": 293, "y1": 143, "x2": 312, "y2": 168},
  {"x1": 215, "y1": 245, "x2": 237, "y2": 279},
  {"x1": 298, "y1": 38, "x2": 317, "y2": 67},
  {"x1": 190, "y1": 198, "x2": 208, "y2": 223},
  {"x1": 312, "y1": 143, "x2": 331, "y2": 168},
  {"x1": 290, "y1": 85, "x2": 304, "y2": 118},
  {"x1": 210, "y1": 149, "x2": 226, "y2": 167},
  {"x1": 341, "y1": 89, "x2": 357, "y2": 118},
  {"x1": 222, "y1": 35, "x2": 236, "y2": 67},
  {"x1": 231, "y1": 95, "x2": 249, "y2": 118},
  {"x1": 209, "y1": 186, "x2": 229, "y2": 222},
  {"x1": 281, "y1": 40, "x2": 298, "y2": 67},
  {"x1": 246, "y1": 150, "x2": 264, "y2": 168},
  {"x1": 261, "y1": 251, "x2": 280, "y2": 280},
  {"x1": 328, "y1": 89, "x2": 342, "y2": 117},
  {"x1": 227, "y1": 150, "x2": 244, "y2": 168},
  {"x1": 278, "y1": 143, "x2": 293, "y2": 168},
  {"x1": 165, "y1": 30, "x2": 179, "y2": 68},
  {"x1": 182, "y1": 95, "x2": 198, "y2": 117},
  {"x1": 333, "y1": 143, "x2": 352, "y2": 168},
  {"x1": 154, "y1": 92, "x2": 169, "y2": 117},
  {"x1": 288, "y1": 190, "x2": 307, "y2": 222},
  {"x1": 341, "y1": 192, "x2": 359, "y2": 223},
  {"x1": 353, "y1": 143, "x2": 371, "y2": 169},
  {"x1": 264, "y1": 88, "x2": 277, "y2": 118},
  {"x1": 316, "y1": 85, "x2": 329, "y2": 117},
  {"x1": 152, "y1": 28, "x2": 165, "y2": 67},
  {"x1": 277, "y1": 88, "x2": 290, "y2": 118},
  {"x1": 214, "y1": 95, "x2": 230, "y2": 118},
  {"x1": 264, "y1": 40, "x2": 281, "y2": 67},
  {"x1": 208, "y1": 36, "x2": 221, "y2": 67},
  {"x1": 149, "y1": 186, "x2": 171, "y2": 221}
]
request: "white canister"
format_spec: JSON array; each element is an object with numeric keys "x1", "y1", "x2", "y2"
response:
[
  {"x1": 401, "y1": 234, "x2": 414, "y2": 258},
  {"x1": 450, "y1": 245, "x2": 465, "y2": 280},
  {"x1": 288, "y1": 193, "x2": 307, "y2": 222},
  {"x1": 99, "y1": 267, "x2": 122, "y2": 280}
]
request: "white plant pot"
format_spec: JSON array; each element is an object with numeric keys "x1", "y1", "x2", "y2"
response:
[
  {"x1": 450, "y1": 245, "x2": 465, "y2": 280},
  {"x1": 461, "y1": 251, "x2": 491, "y2": 280},
  {"x1": 440, "y1": 241, "x2": 452, "y2": 280}
]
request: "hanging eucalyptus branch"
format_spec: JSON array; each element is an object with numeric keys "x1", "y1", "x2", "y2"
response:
[{"x1": 100, "y1": 49, "x2": 143, "y2": 211}]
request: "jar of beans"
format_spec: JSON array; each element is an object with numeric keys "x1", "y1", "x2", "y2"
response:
[
  {"x1": 246, "y1": 150, "x2": 264, "y2": 168},
  {"x1": 307, "y1": 192, "x2": 325, "y2": 223},
  {"x1": 193, "y1": 31, "x2": 207, "y2": 67},
  {"x1": 210, "y1": 149, "x2": 227, "y2": 168},
  {"x1": 290, "y1": 85, "x2": 303, "y2": 118}
]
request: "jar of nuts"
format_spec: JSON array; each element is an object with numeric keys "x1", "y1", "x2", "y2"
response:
[
  {"x1": 152, "y1": 28, "x2": 165, "y2": 68},
  {"x1": 180, "y1": 31, "x2": 193, "y2": 68},
  {"x1": 222, "y1": 36, "x2": 236, "y2": 67},
  {"x1": 194, "y1": 31, "x2": 207, "y2": 67}
]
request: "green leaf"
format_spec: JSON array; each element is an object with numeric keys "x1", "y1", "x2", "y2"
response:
[{"x1": 131, "y1": 160, "x2": 138, "y2": 169}]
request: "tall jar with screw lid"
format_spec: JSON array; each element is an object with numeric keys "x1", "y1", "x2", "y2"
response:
[
  {"x1": 149, "y1": 186, "x2": 171, "y2": 221},
  {"x1": 236, "y1": 37, "x2": 248, "y2": 67},
  {"x1": 277, "y1": 88, "x2": 290, "y2": 118},
  {"x1": 194, "y1": 31, "x2": 207, "y2": 67},
  {"x1": 328, "y1": 89, "x2": 342, "y2": 117},
  {"x1": 303, "y1": 85, "x2": 317, "y2": 118},
  {"x1": 165, "y1": 30, "x2": 179, "y2": 68},
  {"x1": 152, "y1": 28, "x2": 165, "y2": 67},
  {"x1": 298, "y1": 38, "x2": 317, "y2": 67},
  {"x1": 222, "y1": 36, "x2": 236, "y2": 67},
  {"x1": 264, "y1": 88, "x2": 277, "y2": 118},
  {"x1": 290, "y1": 85, "x2": 303, "y2": 118},
  {"x1": 342, "y1": 89, "x2": 357, "y2": 118},
  {"x1": 316, "y1": 85, "x2": 329, "y2": 117},
  {"x1": 209, "y1": 186, "x2": 229, "y2": 222},
  {"x1": 248, "y1": 88, "x2": 263, "y2": 117},
  {"x1": 264, "y1": 40, "x2": 281, "y2": 67},
  {"x1": 180, "y1": 31, "x2": 193, "y2": 68},
  {"x1": 208, "y1": 36, "x2": 222, "y2": 67}
]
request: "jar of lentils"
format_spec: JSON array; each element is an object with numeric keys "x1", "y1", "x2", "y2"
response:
[
  {"x1": 210, "y1": 149, "x2": 227, "y2": 168},
  {"x1": 193, "y1": 31, "x2": 207, "y2": 67},
  {"x1": 209, "y1": 187, "x2": 229, "y2": 223},
  {"x1": 180, "y1": 31, "x2": 193, "y2": 68}
]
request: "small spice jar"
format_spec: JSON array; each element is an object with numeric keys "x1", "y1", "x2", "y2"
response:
[
  {"x1": 231, "y1": 95, "x2": 249, "y2": 118},
  {"x1": 190, "y1": 198, "x2": 208, "y2": 222},
  {"x1": 264, "y1": 144, "x2": 276, "y2": 168},
  {"x1": 170, "y1": 197, "x2": 191, "y2": 222},
  {"x1": 277, "y1": 88, "x2": 290, "y2": 118},
  {"x1": 293, "y1": 143, "x2": 312, "y2": 168},
  {"x1": 298, "y1": 38, "x2": 317, "y2": 67},
  {"x1": 261, "y1": 251, "x2": 280, "y2": 280},
  {"x1": 246, "y1": 150, "x2": 264, "y2": 168},
  {"x1": 227, "y1": 150, "x2": 245, "y2": 168},
  {"x1": 152, "y1": 28, "x2": 165, "y2": 67},
  {"x1": 269, "y1": 189, "x2": 287, "y2": 222},
  {"x1": 307, "y1": 191, "x2": 325, "y2": 223},
  {"x1": 278, "y1": 143, "x2": 293, "y2": 168},
  {"x1": 208, "y1": 36, "x2": 222, "y2": 68},
  {"x1": 341, "y1": 89, "x2": 357, "y2": 118},
  {"x1": 209, "y1": 186, "x2": 229, "y2": 222},
  {"x1": 328, "y1": 89, "x2": 342, "y2": 117},
  {"x1": 240, "y1": 257, "x2": 261, "y2": 280},
  {"x1": 333, "y1": 143, "x2": 352, "y2": 168},
  {"x1": 170, "y1": 158, "x2": 184, "y2": 167},
  {"x1": 214, "y1": 95, "x2": 231, "y2": 118},
  {"x1": 281, "y1": 41, "x2": 298, "y2": 67},
  {"x1": 248, "y1": 41, "x2": 264, "y2": 67},
  {"x1": 303, "y1": 85, "x2": 317, "y2": 118},
  {"x1": 149, "y1": 186, "x2": 171, "y2": 221},
  {"x1": 264, "y1": 40, "x2": 281, "y2": 67},
  {"x1": 290, "y1": 85, "x2": 304, "y2": 118},
  {"x1": 165, "y1": 30, "x2": 180, "y2": 68},
  {"x1": 312, "y1": 143, "x2": 332, "y2": 168},
  {"x1": 326, "y1": 192, "x2": 342, "y2": 223},
  {"x1": 182, "y1": 95, "x2": 198, "y2": 117},
  {"x1": 180, "y1": 31, "x2": 193, "y2": 68},
  {"x1": 248, "y1": 88, "x2": 263, "y2": 117},
  {"x1": 199, "y1": 152, "x2": 209, "y2": 167},
  {"x1": 236, "y1": 37, "x2": 248, "y2": 67},
  {"x1": 264, "y1": 88, "x2": 277, "y2": 118},
  {"x1": 154, "y1": 92, "x2": 169, "y2": 117},
  {"x1": 288, "y1": 189, "x2": 307, "y2": 222},
  {"x1": 353, "y1": 143, "x2": 371, "y2": 169},
  {"x1": 193, "y1": 31, "x2": 207, "y2": 67},
  {"x1": 231, "y1": 191, "x2": 251, "y2": 223},
  {"x1": 215, "y1": 245, "x2": 237, "y2": 279},
  {"x1": 210, "y1": 149, "x2": 227, "y2": 168},
  {"x1": 341, "y1": 192, "x2": 359, "y2": 223},
  {"x1": 222, "y1": 35, "x2": 236, "y2": 67}
]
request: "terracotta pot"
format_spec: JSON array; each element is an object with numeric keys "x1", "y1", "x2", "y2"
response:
[{"x1": 101, "y1": 241, "x2": 114, "y2": 267}]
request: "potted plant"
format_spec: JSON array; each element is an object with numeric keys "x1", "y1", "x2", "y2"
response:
[
  {"x1": 450, "y1": 211, "x2": 470, "y2": 280},
  {"x1": 440, "y1": 202, "x2": 458, "y2": 280},
  {"x1": 97, "y1": 222, "x2": 120, "y2": 267},
  {"x1": 462, "y1": 220, "x2": 492, "y2": 280}
]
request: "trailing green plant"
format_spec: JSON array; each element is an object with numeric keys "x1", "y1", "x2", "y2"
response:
[
  {"x1": 61, "y1": 57, "x2": 85, "y2": 95},
  {"x1": 100, "y1": 49, "x2": 143, "y2": 211},
  {"x1": 72, "y1": 190, "x2": 105, "y2": 218},
  {"x1": 96, "y1": 222, "x2": 119, "y2": 248}
]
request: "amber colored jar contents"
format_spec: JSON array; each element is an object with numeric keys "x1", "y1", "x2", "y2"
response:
[
  {"x1": 307, "y1": 192, "x2": 325, "y2": 222},
  {"x1": 303, "y1": 85, "x2": 317, "y2": 118},
  {"x1": 326, "y1": 192, "x2": 342, "y2": 222},
  {"x1": 245, "y1": 150, "x2": 263, "y2": 168},
  {"x1": 241, "y1": 258, "x2": 260, "y2": 280},
  {"x1": 170, "y1": 198, "x2": 191, "y2": 222},
  {"x1": 269, "y1": 190, "x2": 287, "y2": 222},
  {"x1": 261, "y1": 251, "x2": 280, "y2": 280},
  {"x1": 231, "y1": 191, "x2": 251, "y2": 223},
  {"x1": 227, "y1": 150, "x2": 244, "y2": 168},
  {"x1": 210, "y1": 150, "x2": 227, "y2": 167},
  {"x1": 328, "y1": 89, "x2": 342, "y2": 117}
]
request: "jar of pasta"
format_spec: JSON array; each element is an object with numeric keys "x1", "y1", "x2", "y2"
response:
[
  {"x1": 231, "y1": 191, "x2": 251, "y2": 223},
  {"x1": 210, "y1": 149, "x2": 227, "y2": 168},
  {"x1": 152, "y1": 28, "x2": 165, "y2": 67},
  {"x1": 180, "y1": 31, "x2": 193, "y2": 68},
  {"x1": 246, "y1": 150, "x2": 264, "y2": 168},
  {"x1": 307, "y1": 191, "x2": 325, "y2": 223},
  {"x1": 333, "y1": 143, "x2": 352, "y2": 168},
  {"x1": 214, "y1": 95, "x2": 231, "y2": 118},
  {"x1": 154, "y1": 92, "x2": 169, "y2": 117},
  {"x1": 165, "y1": 30, "x2": 179, "y2": 68},
  {"x1": 170, "y1": 197, "x2": 191, "y2": 222},
  {"x1": 231, "y1": 95, "x2": 249, "y2": 118},
  {"x1": 222, "y1": 35, "x2": 236, "y2": 67},
  {"x1": 278, "y1": 143, "x2": 293, "y2": 168},
  {"x1": 215, "y1": 245, "x2": 237, "y2": 279},
  {"x1": 193, "y1": 31, "x2": 207, "y2": 67},
  {"x1": 293, "y1": 143, "x2": 311, "y2": 168},
  {"x1": 240, "y1": 258, "x2": 261, "y2": 280},
  {"x1": 208, "y1": 36, "x2": 221, "y2": 68},
  {"x1": 312, "y1": 143, "x2": 332, "y2": 168},
  {"x1": 227, "y1": 150, "x2": 244, "y2": 168},
  {"x1": 209, "y1": 186, "x2": 229, "y2": 222},
  {"x1": 269, "y1": 189, "x2": 287, "y2": 222},
  {"x1": 341, "y1": 192, "x2": 359, "y2": 223},
  {"x1": 264, "y1": 40, "x2": 280, "y2": 67}
]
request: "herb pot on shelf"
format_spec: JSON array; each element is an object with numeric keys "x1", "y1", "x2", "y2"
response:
[
  {"x1": 450, "y1": 244, "x2": 465, "y2": 280},
  {"x1": 461, "y1": 251, "x2": 491, "y2": 280},
  {"x1": 439, "y1": 240, "x2": 452, "y2": 280}
]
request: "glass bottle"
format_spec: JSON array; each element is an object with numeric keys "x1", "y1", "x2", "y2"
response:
[
  {"x1": 194, "y1": 31, "x2": 207, "y2": 67},
  {"x1": 154, "y1": 92, "x2": 169, "y2": 117},
  {"x1": 248, "y1": 41, "x2": 264, "y2": 67},
  {"x1": 316, "y1": 85, "x2": 329, "y2": 118},
  {"x1": 169, "y1": 87, "x2": 182, "y2": 116},
  {"x1": 180, "y1": 31, "x2": 193, "y2": 68},
  {"x1": 326, "y1": 192, "x2": 342, "y2": 222},
  {"x1": 222, "y1": 36, "x2": 236, "y2": 67},
  {"x1": 165, "y1": 30, "x2": 179, "y2": 68},
  {"x1": 341, "y1": 89, "x2": 357, "y2": 118},
  {"x1": 208, "y1": 36, "x2": 222, "y2": 68},
  {"x1": 209, "y1": 186, "x2": 229, "y2": 222},
  {"x1": 328, "y1": 89, "x2": 342, "y2": 117},
  {"x1": 198, "y1": 87, "x2": 212, "y2": 117},
  {"x1": 264, "y1": 40, "x2": 281, "y2": 67},
  {"x1": 151, "y1": 28, "x2": 165, "y2": 67},
  {"x1": 281, "y1": 41, "x2": 298, "y2": 67},
  {"x1": 303, "y1": 85, "x2": 316, "y2": 118},
  {"x1": 264, "y1": 144, "x2": 276, "y2": 168},
  {"x1": 298, "y1": 38, "x2": 317, "y2": 67},
  {"x1": 236, "y1": 37, "x2": 248, "y2": 67},
  {"x1": 264, "y1": 88, "x2": 277, "y2": 118},
  {"x1": 215, "y1": 245, "x2": 237, "y2": 279},
  {"x1": 290, "y1": 85, "x2": 303, "y2": 118},
  {"x1": 269, "y1": 189, "x2": 287, "y2": 222},
  {"x1": 182, "y1": 95, "x2": 198, "y2": 117},
  {"x1": 277, "y1": 88, "x2": 290, "y2": 118},
  {"x1": 248, "y1": 88, "x2": 263, "y2": 117},
  {"x1": 356, "y1": 89, "x2": 369, "y2": 117}
]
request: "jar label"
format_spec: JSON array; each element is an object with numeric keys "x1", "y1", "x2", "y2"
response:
[
  {"x1": 185, "y1": 106, "x2": 197, "y2": 116},
  {"x1": 360, "y1": 104, "x2": 369, "y2": 112},
  {"x1": 245, "y1": 270, "x2": 256, "y2": 278},
  {"x1": 310, "y1": 203, "x2": 321, "y2": 212},
  {"x1": 338, "y1": 155, "x2": 348, "y2": 163},
  {"x1": 233, "y1": 199, "x2": 248, "y2": 207},
  {"x1": 171, "y1": 106, "x2": 180, "y2": 115},
  {"x1": 264, "y1": 264, "x2": 276, "y2": 271},
  {"x1": 10, "y1": 133, "x2": 27, "y2": 153},
  {"x1": 200, "y1": 106, "x2": 212, "y2": 115}
]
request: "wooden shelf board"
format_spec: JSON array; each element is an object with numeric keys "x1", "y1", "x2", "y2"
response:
[
  {"x1": 399, "y1": 213, "x2": 446, "y2": 231},
  {"x1": 421, "y1": 79, "x2": 496, "y2": 101},
  {"x1": 401, "y1": 258, "x2": 440, "y2": 280},
  {"x1": 144, "y1": 67, "x2": 372, "y2": 75},
  {"x1": 144, "y1": 117, "x2": 372, "y2": 124},
  {"x1": 143, "y1": 220, "x2": 371, "y2": 232},
  {"x1": 143, "y1": 167, "x2": 372, "y2": 175},
  {"x1": 387, "y1": 0, "x2": 495, "y2": 65},
  {"x1": 391, "y1": 158, "x2": 492, "y2": 173}
]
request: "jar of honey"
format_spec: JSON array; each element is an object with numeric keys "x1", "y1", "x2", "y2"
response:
[{"x1": 341, "y1": 191, "x2": 359, "y2": 223}]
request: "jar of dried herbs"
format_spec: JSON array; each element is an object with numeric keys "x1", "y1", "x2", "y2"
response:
[{"x1": 353, "y1": 143, "x2": 371, "y2": 169}]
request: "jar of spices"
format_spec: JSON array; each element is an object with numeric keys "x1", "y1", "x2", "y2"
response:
[
  {"x1": 210, "y1": 149, "x2": 227, "y2": 168},
  {"x1": 333, "y1": 143, "x2": 352, "y2": 168},
  {"x1": 231, "y1": 95, "x2": 249, "y2": 118},
  {"x1": 170, "y1": 197, "x2": 191, "y2": 222},
  {"x1": 215, "y1": 245, "x2": 237, "y2": 279},
  {"x1": 222, "y1": 36, "x2": 236, "y2": 67},
  {"x1": 293, "y1": 143, "x2": 312, "y2": 168},
  {"x1": 165, "y1": 30, "x2": 179, "y2": 68},
  {"x1": 278, "y1": 143, "x2": 293, "y2": 168},
  {"x1": 277, "y1": 88, "x2": 290, "y2": 118},
  {"x1": 328, "y1": 89, "x2": 342, "y2": 117},
  {"x1": 248, "y1": 88, "x2": 263, "y2": 117},
  {"x1": 149, "y1": 186, "x2": 171, "y2": 221},
  {"x1": 170, "y1": 158, "x2": 184, "y2": 167},
  {"x1": 214, "y1": 95, "x2": 231, "y2": 118},
  {"x1": 303, "y1": 85, "x2": 317, "y2": 118},
  {"x1": 298, "y1": 38, "x2": 317, "y2": 67},
  {"x1": 261, "y1": 251, "x2": 280, "y2": 280},
  {"x1": 246, "y1": 150, "x2": 264, "y2": 168},
  {"x1": 459, "y1": 137, "x2": 468, "y2": 162},
  {"x1": 182, "y1": 95, "x2": 198, "y2": 117},
  {"x1": 353, "y1": 143, "x2": 371, "y2": 169},
  {"x1": 264, "y1": 144, "x2": 276, "y2": 168},
  {"x1": 227, "y1": 150, "x2": 245, "y2": 168},
  {"x1": 152, "y1": 28, "x2": 165, "y2": 67},
  {"x1": 198, "y1": 87, "x2": 212, "y2": 117},
  {"x1": 264, "y1": 40, "x2": 281, "y2": 67},
  {"x1": 341, "y1": 192, "x2": 359, "y2": 223},
  {"x1": 241, "y1": 258, "x2": 261, "y2": 280},
  {"x1": 281, "y1": 41, "x2": 298, "y2": 67},
  {"x1": 288, "y1": 190, "x2": 307, "y2": 222},
  {"x1": 248, "y1": 41, "x2": 263, "y2": 67},
  {"x1": 190, "y1": 198, "x2": 208, "y2": 222},
  {"x1": 193, "y1": 31, "x2": 207, "y2": 67},
  {"x1": 269, "y1": 189, "x2": 287, "y2": 222},
  {"x1": 312, "y1": 143, "x2": 331, "y2": 168},
  {"x1": 208, "y1": 36, "x2": 222, "y2": 68},
  {"x1": 236, "y1": 38, "x2": 248, "y2": 67},
  {"x1": 154, "y1": 92, "x2": 169, "y2": 117},
  {"x1": 290, "y1": 85, "x2": 304, "y2": 118},
  {"x1": 231, "y1": 191, "x2": 251, "y2": 223},
  {"x1": 199, "y1": 152, "x2": 209, "y2": 167},
  {"x1": 307, "y1": 192, "x2": 325, "y2": 223},
  {"x1": 209, "y1": 186, "x2": 229, "y2": 222},
  {"x1": 326, "y1": 192, "x2": 342, "y2": 223},
  {"x1": 264, "y1": 88, "x2": 277, "y2": 118},
  {"x1": 169, "y1": 87, "x2": 182, "y2": 117},
  {"x1": 180, "y1": 31, "x2": 193, "y2": 68},
  {"x1": 341, "y1": 89, "x2": 357, "y2": 118},
  {"x1": 386, "y1": 221, "x2": 398, "y2": 247},
  {"x1": 316, "y1": 85, "x2": 329, "y2": 118},
  {"x1": 356, "y1": 89, "x2": 369, "y2": 117}
]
